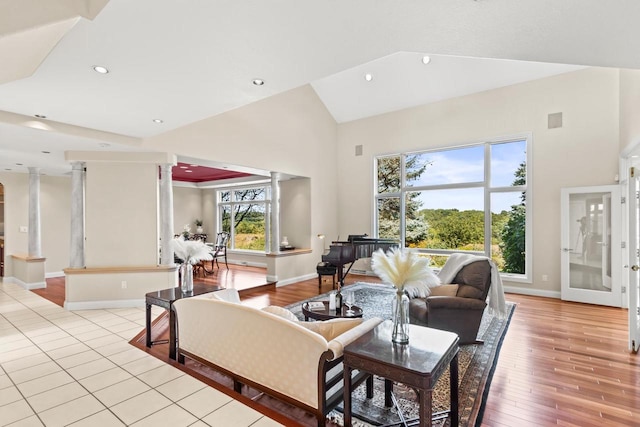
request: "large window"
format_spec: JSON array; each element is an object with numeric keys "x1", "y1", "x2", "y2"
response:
[
  {"x1": 375, "y1": 136, "x2": 530, "y2": 280},
  {"x1": 218, "y1": 186, "x2": 270, "y2": 251}
]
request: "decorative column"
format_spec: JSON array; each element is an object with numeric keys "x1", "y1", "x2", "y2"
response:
[
  {"x1": 159, "y1": 163, "x2": 175, "y2": 265},
  {"x1": 69, "y1": 162, "x2": 85, "y2": 268},
  {"x1": 28, "y1": 167, "x2": 42, "y2": 257},
  {"x1": 270, "y1": 172, "x2": 280, "y2": 254}
]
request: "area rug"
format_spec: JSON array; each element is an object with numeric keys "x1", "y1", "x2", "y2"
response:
[{"x1": 286, "y1": 282, "x2": 515, "y2": 427}]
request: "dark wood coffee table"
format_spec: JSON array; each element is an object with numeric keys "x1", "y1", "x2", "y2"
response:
[
  {"x1": 145, "y1": 283, "x2": 223, "y2": 360},
  {"x1": 343, "y1": 320, "x2": 460, "y2": 427},
  {"x1": 301, "y1": 301, "x2": 363, "y2": 321}
]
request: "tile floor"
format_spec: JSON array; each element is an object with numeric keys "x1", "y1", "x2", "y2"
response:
[{"x1": 0, "y1": 281, "x2": 283, "y2": 427}]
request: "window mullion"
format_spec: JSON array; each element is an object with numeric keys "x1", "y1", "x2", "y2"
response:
[{"x1": 484, "y1": 144, "x2": 492, "y2": 258}]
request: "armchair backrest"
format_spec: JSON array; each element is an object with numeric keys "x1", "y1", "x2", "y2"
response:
[{"x1": 453, "y1": 260, "x2": 491, "y2": 301}]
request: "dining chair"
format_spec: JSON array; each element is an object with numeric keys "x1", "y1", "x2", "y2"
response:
[{"x1": 212, "y1": 232, "x2": 230, "y2": 269}]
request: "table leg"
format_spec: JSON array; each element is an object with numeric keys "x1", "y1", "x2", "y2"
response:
[
  {"x1": 169, "y1": 306, "x2": 177, "y2": 360},
  {"x1": 384, "y1": 379, "x2": 393, "y2": 407},
  {"x1": 145, "y1": 303, "x2": 152, "y2": 348},
  {"x1": 450, "y1": 353, "x2": 459, "y2": 427},
  {"x1": 343, "y1": 365, "x2": 353, "y2": 427},
  {"x1": 366, "y1": 374, "x2": 373, "y2": 399},
  {"x1": 418, "y1": 387, "x2": 432, "y2": 427}
]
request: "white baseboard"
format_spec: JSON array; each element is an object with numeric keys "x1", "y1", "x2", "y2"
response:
[
  {"x1": 275, "y1": 273, "x2": 317, "y2": 287},
  {"x1": 45, "y1": 271, "x2": 64, "y2": 278},
  {"x1": 503, "y1": 285, "x2": 560, "y2": 299},
  {"x1": 9, "y1": 276, "x2": 46, "y2": 290},
  {"x1": 64, "y1": 299, "x2": 145, "y2": 311},
  {"x1": 228, "y1": 260, "x2": 267, "y2": 269}
]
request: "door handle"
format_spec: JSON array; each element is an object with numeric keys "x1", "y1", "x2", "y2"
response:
[
  {"x1": 562, "y1": 248, "x2": 571, "y2": 252},
  {"x1": 632, "y1": 265, "x2": 639, "y2": 272}
]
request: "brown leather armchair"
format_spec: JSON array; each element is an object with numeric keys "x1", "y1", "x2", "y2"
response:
[{"x1": 408, "y1": 260, "x2": 491, "y2": 344}]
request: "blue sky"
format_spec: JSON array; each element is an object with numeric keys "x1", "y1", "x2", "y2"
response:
[{"x1": 408, "y1": 140, "x2": 526, "y2": 212}]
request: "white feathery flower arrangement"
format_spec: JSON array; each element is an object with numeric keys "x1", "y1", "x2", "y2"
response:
[
  {"x1": 371, "y1": 247, "x2": 430, "y2": 292},
  {"x1": 172, "y1": 237, "x2": 212, "y2": 265}
]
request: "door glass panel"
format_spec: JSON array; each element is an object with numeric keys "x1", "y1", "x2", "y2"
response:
[{"x1": 568, "y1": 192, "x2": 611, "y2": 292}]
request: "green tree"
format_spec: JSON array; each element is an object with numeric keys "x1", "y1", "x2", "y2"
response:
[
  {"x1": 500, "y1": 161, "x2": 526, "y2": 273},
  {"x1": 377, "y1": 155, "x2": 430, "y2": 243}
]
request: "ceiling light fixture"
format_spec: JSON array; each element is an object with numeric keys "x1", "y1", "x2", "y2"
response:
[
  {"x1": 252, "y1": 79, "x2": 265, "y2": 86},
  {"x1": 98, "y1": 142, "x2": 110, "y2": 148},
  {"x1": 93, "y1": 65, "x2": 109, "y2": 74},
  {"x1": 15, "y1": 163, "x2": 23, "y2": 166},
  {"x1": 179, "y1": 166, "x2": 188, "y2": 169},
  {"x1": 153, "y1": 119, "x2": 163, "y2": 123},
  {"x1": 41, "y1": 151, "x2": 50, "y2": 154},
  {"x1": 364, "y1": 73, "x2": 373, "y2": 82},
  {"x1": 185, "y1": 170, "x2": 193, "y2": 173},
  {"x1": 422, "y1": 55, "x2": 431, "y2": 65},
  {"x1": 34, "y1": 114, "x2": 47, "y2": 119}
]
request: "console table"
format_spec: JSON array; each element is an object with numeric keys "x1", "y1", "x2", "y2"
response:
[
  {"x1": 145, "y1": 283, "x2": 222, "y2": 360},
  {"x1": 343, "y1": 321, "x2": 460, "y2": 427}
]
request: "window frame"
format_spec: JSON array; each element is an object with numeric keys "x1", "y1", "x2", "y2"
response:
[
  {"x1": 217, "y1": 184, "x2": 271, "y2": 253},
  {"x1": 373, "y1": 133, "x2": 532, "y2": 283}
]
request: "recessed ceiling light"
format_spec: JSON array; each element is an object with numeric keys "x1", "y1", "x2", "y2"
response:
[
  {"x1": 15, "y1": 163, "x2": 23, "y2": 166},
  {"x1": 41, "y1": 151, "x2": 50, "y2": 154},
  {"x1": 179, "y1": 166, "x2": 188, "y2": 169},
  {"x1": 34, "y1": 114, "x2": 47, "y2": 119},
  {"x1": 189, "y1": 164, "x2": 198, "y2": 167},
  {"x1": 364, "y1": 73, "x2": 373, "y2": 82},
  {"x1": 5, "y1": 168, "x2": 11, "y2": 171},
  {"x1": 98, "y1": 142, "x2": 110, "y2": 148},
  {"x1": 252, "y1": 79, "x2": 265, "y2": 86},
  {"x1": 422, "y1": 55, "x2": 431, "y2": 65},
  {"x1": 153, "y1": 119, "x2": 163, "y2": 123},
  {"x1": 93, "y1": 65, "x2": 109, "y2": 74},
  {"x1": 185, "y1": 170, "x2": 193, "y2": 173}
]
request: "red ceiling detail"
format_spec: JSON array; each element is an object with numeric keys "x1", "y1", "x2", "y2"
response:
[{"x1": 171, "y1": 162, "x2": 252, "y2": 183}]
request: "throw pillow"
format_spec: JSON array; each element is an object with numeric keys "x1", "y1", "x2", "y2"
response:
[
  {"x1": 429, "y1": 284, "x2": 459, "y2": 297},
  {"x1": 404, "y1": 267, "x2": 441, "y2": 298},
  {"x1": 261, "y1": 305, "x2": 299, "y2": 322},
  {"x1": 298, "y1": 318, "x2": 363, "y2": 341}
]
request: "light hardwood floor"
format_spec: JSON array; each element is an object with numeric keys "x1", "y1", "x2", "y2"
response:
[{"x1": 39, "y1": 267, "x2": 639, "y2": 426}]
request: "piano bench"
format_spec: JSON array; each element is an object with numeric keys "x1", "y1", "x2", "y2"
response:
[{"x1": 316, "y1": 263, "x2": 337, "y2": 290}]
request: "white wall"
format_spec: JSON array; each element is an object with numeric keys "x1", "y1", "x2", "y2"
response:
[
  {"x1": 85, "y1": 162, "x2": 158, "y2": 267},
  {"x1": 336, "y1": 67, "x2": 621, "y2": 293},
  {"x1": 0, "y1": 172, "x2": 70, "y2": 277},
  {"x1": 619, "y1": 69, "x2": 640, "y2": 153},
  {"x1": 173, "y1": 186, "x2": 204, "y2": 238},
  {"x1": 146, "y1": 85, "x2": 339, "y2": 280},
  {"x1": 280, "y1": 177, "x2": 311, "y2": 249}
]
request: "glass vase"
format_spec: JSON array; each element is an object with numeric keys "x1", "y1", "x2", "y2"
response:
[
  {"x1": 181, "y1": 263, "x2": 194, "y2": 294},
  {"x1": 392, "y1": 290, "x2": 410, "y2": 344}
]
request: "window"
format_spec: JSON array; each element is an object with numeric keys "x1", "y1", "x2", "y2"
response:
[
  {"x1": 218, "y1": 186, "x2": 270, "y2": 251},
  {"x1": 374, "y1": 136, "x2": 530, "y2": 280}
]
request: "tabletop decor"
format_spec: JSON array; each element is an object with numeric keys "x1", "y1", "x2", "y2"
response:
[
  {"x1": 172, "y1": 237, "x2": 212, "y2": 293},
  {"x1": 371, "y1": 248, "x2": 429, "y2": 344}
]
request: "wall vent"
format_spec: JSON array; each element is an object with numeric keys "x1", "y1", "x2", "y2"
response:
[
  {"x1": 355, "y1": 145, "x2": 363, "y2": 156},
  {"x1": 548, "y1": 112, "x2": 563, "y2": 129}
]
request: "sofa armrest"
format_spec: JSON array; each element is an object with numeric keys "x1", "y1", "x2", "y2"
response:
[
  {"x1": 426, "y1": 296, "x2": 487, "y2": 310},
  {"x1": 328, "y1": 317, "x2": 383, "y2": 359}
]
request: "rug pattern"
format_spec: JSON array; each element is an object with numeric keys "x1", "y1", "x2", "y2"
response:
[{"x1": 286, "y1": 283, "x2": 515, "y2": 427}]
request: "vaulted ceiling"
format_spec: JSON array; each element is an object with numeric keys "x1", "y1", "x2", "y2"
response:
[{"x1": 0, "y1": 0, "x2": 638, "y2": 177}]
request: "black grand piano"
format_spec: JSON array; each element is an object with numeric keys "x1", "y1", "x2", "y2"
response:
[{"x1": 321, "y1": 234, "x2": 398, "y2": 287}]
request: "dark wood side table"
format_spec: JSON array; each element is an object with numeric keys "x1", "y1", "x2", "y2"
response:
[
  {"x1": 343, "y1": 320, "x2": 460, "y2": 427},
  {"x1": 145, "y1": 283, "x2": 222, "y2": 360},
  {"x1": 301, "y1": 301, "x2": 363, "y2": 321}
]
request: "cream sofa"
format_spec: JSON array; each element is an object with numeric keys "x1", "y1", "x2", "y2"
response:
[{"x1": 173, "y1": 291, "x2": 382, "y2": 426}]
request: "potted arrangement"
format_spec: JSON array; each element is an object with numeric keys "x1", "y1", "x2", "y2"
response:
[
  {"x1": 194, "y1": 219, "x2": 204, "y2": 234},
  {"x1": 172, "y1": 237, "x2": 212, "y2": 293}
]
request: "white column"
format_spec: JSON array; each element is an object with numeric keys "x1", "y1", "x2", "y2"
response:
[
  {"x1": 28, "y1": 167, "x2": 42, "y2": 258},
  {"x1": 270, "y1": 172, "x2": 280, "y2": 254},
  {"x1": 159, "y1": 163, "x2": 175, "y2": 265},
  {"x1": 69, "y1": 162, "x2": 85, "y2": 268}
]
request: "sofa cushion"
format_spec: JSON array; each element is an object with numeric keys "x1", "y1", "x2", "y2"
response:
[
  {"x1": 298, "y1": 318, "x2": 363, "y2": 341},
  {"x1": 261, "y1": 305, "x2": 299, "y2": 322},
  {"x1": 429, "y1": 284, "x2": 459, "y2": 297},
  {"x1": 453, "y1": 260, "x2": 491, "y2": 299}
]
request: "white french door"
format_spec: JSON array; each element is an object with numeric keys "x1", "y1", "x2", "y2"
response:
[
  {"x1": 627, "y1": 167, "x2": 640, "y2": 352},
  {"x1": 561, "y1": 185, "x2": 622, "y2": 307}
]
